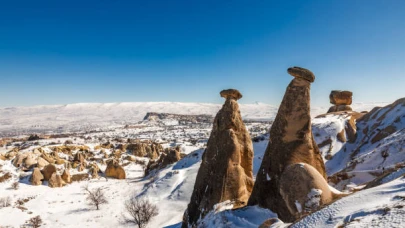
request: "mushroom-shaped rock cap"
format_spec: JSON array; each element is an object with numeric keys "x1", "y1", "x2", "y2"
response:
[
  {"x1": 287, "y1": 66, "x2": 315, "y2": 83},
  {"x1": 220, "y1": 89, "x2": 242, "y2": 100}
]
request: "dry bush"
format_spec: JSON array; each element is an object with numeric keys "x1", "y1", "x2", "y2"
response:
[
  {"x1": 27, "y1": 215, "x2": 42, "y2": 228},
  {"x1": 122, "y1": 196, "x2": 158, "y2": 228},
  {"x1": 0, "y1": 196, "x2": 11, "y2": 208},
  {"x1": 82, "y1": 185, "x2": 108, "y2": 210},
  {"x1": 11, "y1": 181, "x2": 19, "y2": 190}
]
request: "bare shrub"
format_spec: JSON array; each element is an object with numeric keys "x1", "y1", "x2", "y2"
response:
[
  {"x1": 122, "y1": 196, "x2": 159, "y2": 228},
  {"x1": 0, "y1": 196, "x2": 11, "y2": 208},
  {"x1": 11, "y1": 181, "x2": 19, "y2": 190},
  {"x1": 27, "y1": 215, "x2": 42, "y2": 228},
  {"x1": 82, "y1": 185, "x2": 108, "y2": 210}
]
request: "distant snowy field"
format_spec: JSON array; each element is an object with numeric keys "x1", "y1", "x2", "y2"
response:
[{"x1": 0, "y1": 101, "x2": 389, "y2": 136}]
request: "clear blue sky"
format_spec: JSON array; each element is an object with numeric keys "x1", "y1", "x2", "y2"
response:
[{"x1": 1, "y1": 0, "x2": 404, "y2": 107}]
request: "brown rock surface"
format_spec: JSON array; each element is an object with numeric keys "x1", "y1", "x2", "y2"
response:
[
  {"x1": 41, "y1": 164, "x2": 57, "y2": 181},
  {"x1": 62, "y1": 169, "x2": 71, "y2": 183},
  {"x1": 30, "y1": 168, "x2": 44, "y2": 185},
  {"x1": 248, "y1": 67, "x2": 326, "y2": 222},
  {"x1": 279, "y1": 163, "x2": 345, "y2": 220},
  {"x1": 145, "y1": 147, "x2": 182, "y2": 176},
  {"x1": 220, "y1": 89, "x2": 242, "y2": 100},
  {"x1": 182, "y1": 89, "x2": 254, "y2": 227},
  {"x1": 329, "y1": 90, "x2": 353, "y2": 105},
  {"x1": 287, "y1": 66, "x2": 315, "y2": 82},
  {"x1": 48, "y1": 173, "x2": 66, "y2": 188},
  {"x1": 37, "y1": 157, "x2": 49, "y2": 168},
  {"x1": 105, "y1": 160, "x2": 126, "y2": 179},
  {"x1": 327, "y1": 105, "x2": 353, "y2": 113}
]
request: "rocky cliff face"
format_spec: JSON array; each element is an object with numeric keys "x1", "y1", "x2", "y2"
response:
[
  {"x1": 248, "y1": 67, "x2": 326, "y2": 222},
  {"x1": 182, "y1": 89, "x2": 254, "y2": 227}
]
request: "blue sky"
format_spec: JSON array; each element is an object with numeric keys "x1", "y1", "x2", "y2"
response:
[{"x1": 1, "y1": 0, "x2": 404, "y2": 107}]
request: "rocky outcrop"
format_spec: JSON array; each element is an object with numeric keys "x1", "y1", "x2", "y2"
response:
[
  {"x1": 248, "y1": 67, "x2": 326, "y2": 222},
  {"x1": 61, "y1": 169, "x2": 71, "y2": 183},
  {"x1": 48, "y1": 173, "x2": 66, "y2": 188},
  {"x1": 41, "y1": 164, "x2": 57, "y2": 181},
  {"x1": 279, "y1": 163, "x2": 346, "y2": 219},
  {"x1": 105, "y1": 160, "x2": 126, "y2": 179},
  {"x1": 30, "y1": 168, "x2": 44, "y2": 185},
  {"x1": 327, "y1": 90, "x2": 353, "y2": 113},
  {"x1": 182, "y1": 89, "x2": 254, "y2": 227},
  {"x1": 144, "y1": 147, "x2": 182, "y2": 176},
  {"x1": 127, "y1": 142, "x2": 163, "y2": 159}
]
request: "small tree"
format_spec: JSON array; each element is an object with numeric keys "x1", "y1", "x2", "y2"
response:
[
  {"x1": 82, "y1": 185, "x2": 108, "y2": 210},
  {"x1": 28, "y1": 215, "x2": 42, "y2": 228},
  {"x1": 122, "y1": 197, "x2": 159, "y2": 228}
]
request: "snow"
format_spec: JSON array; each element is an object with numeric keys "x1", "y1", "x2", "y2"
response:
[
  {"x1": 292, "y1": 177, "x2": 405, "y2": 228},
  {"x1": 1, "y1": 100, "x2": 402, "y2": 228}
]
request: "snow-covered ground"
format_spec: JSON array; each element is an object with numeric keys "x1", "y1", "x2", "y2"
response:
[{"x1": 2, "y1": 100, "x2": 404, "y2": 228}]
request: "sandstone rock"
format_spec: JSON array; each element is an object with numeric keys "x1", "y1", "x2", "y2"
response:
[
  {"x1": 248, "y1": 67, "x2": 326, "y2": 222},
  {"x1": 71, "y1": 173, "x2": 89, "y2": 182},
  {"x1": 41, "y1": 164, "x2": 57, "y2": 181},
  {"x1": 48, "y1": 173, "x2": 65, "y2": 188},
  {"x1": 127, "y1": 143, "x2": 147, "y2": 157},
  {"x1": 23, "y1": 153, "x2": 37, "y2": 168},
  {"x1": 105, "y1": 160, "x2": 126, "y2": 179},
  {"x1": 30, "y1": 168, "x2": 44, "y2": 186},
  {"x1": 220, "y1": 88, "x2": 242, "y2": 100},
  {"x1": 145, "y1": 147, "x2": 181, "y2": 176},
  {"x1": 74, "y1": 152, "x2": 85, "y2": 163},
  {"x1": 329, "y1": 90, "x2": 353, "y2": 105},
  {"x1": 0, "y1": 154, "x2": 6, "y2": 161},
  {"x1": 279, "y1": 163, "x2": 346, "y2": 220},
  {"x1": 37, "y1": 157, "x2": 49, "y2": 168},
  {"x1": 183, "y1": 89, "x2": 254, "y2": 227},
  {"x1": 336, "y1": 129, "x2": 347, "y2": 143},
  {"x1": 12, "y1": 153, "x2": 27, "y2": 168},
  {"x1": 345, "y1": 115, "x2": 357, "y2": 143},
  {"x1": 41, "y1": 153, "x2": 55, "y2": 164},
  {"x1": 287, "y1": 66, "x2": 315, "y2": 82},
  {"x1": 89, "y1": 163, "x2": 100, "y2": 179},
  {"x1": 327, "y1": 105, "x2": 353, "y2": 113},
  {"x1": 61, "y1": 169, "x2": 71, "y2": 183}
]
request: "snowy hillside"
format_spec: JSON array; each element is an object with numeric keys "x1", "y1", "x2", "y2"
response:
[{"x1": 1, "y1": 99, "x2": 403, "y2": 228}]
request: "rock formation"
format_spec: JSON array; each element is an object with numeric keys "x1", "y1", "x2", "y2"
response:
[
  {"x1": 279, "y1": 163, "x2": 346, "y2": 219},
  {"x1": 105, "y1": 159, "x2": 126, "y2": 179},
  {"x1": 61, "y1": 169, "x2": 71, "y2": 183},
  {"x1": 41, "y1": 164, "x2": 57, "y2": 181},
  {"x1": 144, "y1": 146, "x2": 182, "y2": 176},
  {"x1": 248, "y1": 67, "x2": 327, "y2": 222},
  {"x1": 182, "y1": 89, "x2": 254, "y2": 228},
  {"x1": 30, "y1": 168, "x2": 44, "y2": 185},
  {"x1": 48, "y1": 173, "x2": 66, "y2": 188},
  {"x1": 327, "y1": 90, "x2": 353, "y2": 113}
]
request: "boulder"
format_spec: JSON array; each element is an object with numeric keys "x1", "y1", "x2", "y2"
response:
[
  {"x1": 329, "y1": 90, "x2": 353, "y2": 105},
  {"x1": 61, "y1": 169, "x2": 71, "y2": 183},
  {"x1": 48, "y1": 173, "x2": 66, "y2": 188},
  {"x1": 41, "y1": 164, "x2": 57, "y2": 181},
  {"x1": 105, "y1": 160, "x2": 126, "y2": 179},
  {"x1": 248, "y1": 67, "x2": 326, "y2": 222},
  {"x1": 327, "y1": 105, "x2": 353, "y2": 113},
  {"x1": 30, "y1": 168, "x2": 44, "y2": 185},
  {"x1": 12, "y1": 153, "x2": 27, "y2": 168},
  {"x1": 279, "y1": 163, "x2": 347, "y2": 220},
  {"x1": 183, "y1": 89, "x2": 254, "y2": 227}
]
